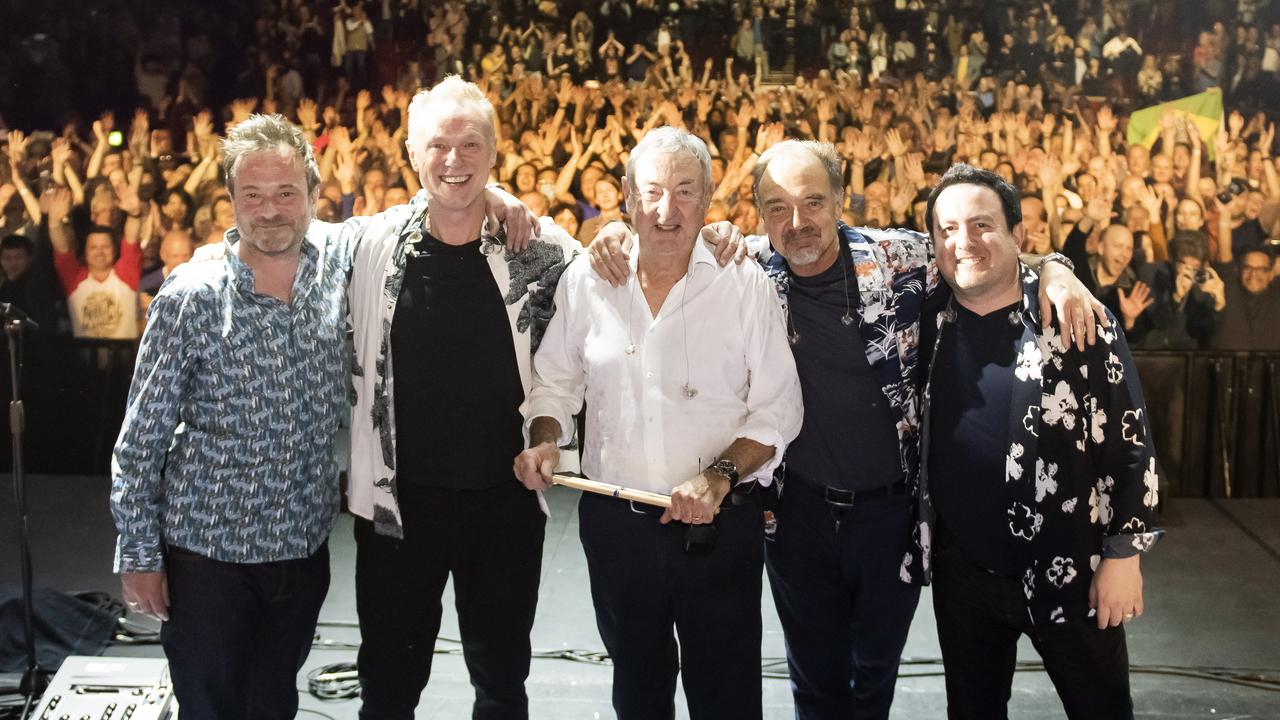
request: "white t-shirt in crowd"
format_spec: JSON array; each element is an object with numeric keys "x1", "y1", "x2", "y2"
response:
[{"x1": 67, "y1": 271, "x2": 139, "y2": 339}]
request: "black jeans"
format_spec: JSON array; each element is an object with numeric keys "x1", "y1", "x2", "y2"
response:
[
  {"x1": 160, "y1": 543, "x2": 330, "y2": 720},
  {"x1": 577, "y1": 490, "x2": 765, "y2": 720},
  {"x1": 931, "y1": 530, "x2": 1134, "y2": 720},
  {"x1": 354, "y1": 481, "x2": 545, "y2": 720},
  {"x1": 764, "y1": 482, "x2": 920, "y2": 720}
]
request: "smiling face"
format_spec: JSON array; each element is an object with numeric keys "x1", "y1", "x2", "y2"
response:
[
  {"x1": 756, "y1": 148, "x2": 841, "y2": 277},
  {"x1": 1175, "y1": 198, "x2": 1204, "y2": 230},
  {"x1": 626, "y1": 150, "x2": 708, "y2": 256},
  {"x1": 230, "y1": 149, "x2": 316, "y2": 258},
  {"x1": 1241, "y1": 250, "x2": 1274, "y2": 295},
  {"x1": 514, "y1": 163, "x2": 537, "y2": 194},
  {"x1": 931, "y1": 183, "x2": 1024, "y2": 309},
  {"x1": 1100, "y1": 225, "x2": 1134, "y2": 278},
  {"x1": 85, "y1": 231, "x2": 117, "y2": 275},
  {"x1": 407, "y1": 101, "x2": 496, "y2": 216},
  {"x1": 1152, "y1": 154, "x2": 1174, "y2": 183},
  {"x1": 595, "y1": 178, "x2": 621, "y2": 212}
]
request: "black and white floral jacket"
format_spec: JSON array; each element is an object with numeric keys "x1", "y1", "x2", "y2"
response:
[
  {"x1": 346, "y1": 191, "x2": 579, "y2": 538},
  {"x1": 920, "y1": 263, "x2": 1163, "y2": 625}
]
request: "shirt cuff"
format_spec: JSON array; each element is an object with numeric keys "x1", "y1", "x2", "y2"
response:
[
  {"x1": 733, "y1": 424, "x2": 787, "y2": 484},
  {"x1": 114, "y1": 534, "x2": 165, "y2": 574},
  {"x1": 1102, "y1": 529, "x2": 1162, "y2": 559},
  {"x1": 521, "y1": 403, "x2": 576, "y2": 450}
]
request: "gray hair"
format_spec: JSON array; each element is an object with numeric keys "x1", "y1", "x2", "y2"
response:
[
  {"x1": 221, "y1": 114, "x2": 321, "y2": 195},
  {"x1": 407, "y1": 75, "x2": 496, "y2": 151},
  {"x1": 624, "y1": 126, "x2": 713, "y2": 205},
  {"x1": 752, "y1": 139, "x2": 845, "y2": 207}
]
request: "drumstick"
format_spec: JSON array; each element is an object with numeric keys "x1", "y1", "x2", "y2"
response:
[{"x1": 551, "y1": 473, "x2": 672, "y2": 508}]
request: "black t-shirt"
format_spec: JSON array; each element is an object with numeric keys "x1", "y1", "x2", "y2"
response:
[
  {"x1": 391, "y1": 232, "x2": 525, "y2": 490},
  {"x1": 1232, "y1": 219, "x2": 1266, "y2": 258},
  {"x1": 784, "y1": 243, "x2": 902, "y2": 491},
  {"x1": 928, "y1": 300, "x2": 1024, "y2": 577},
  {"x1": 1211, "y1": 261, "x2": 1280, "y2": 351}
]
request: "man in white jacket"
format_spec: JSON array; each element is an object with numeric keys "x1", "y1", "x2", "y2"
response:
[{"x1": 344, "y1": 76, "x2": 579, "y2": 719}]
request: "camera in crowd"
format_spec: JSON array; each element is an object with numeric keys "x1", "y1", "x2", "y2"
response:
[{"x1": 1217, "y1": 178, "x2": 1248, "y2": 205}]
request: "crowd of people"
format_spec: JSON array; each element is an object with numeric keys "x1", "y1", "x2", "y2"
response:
[{"x1": 1, "y1": 0, "x2": 1278, "y2": 353}]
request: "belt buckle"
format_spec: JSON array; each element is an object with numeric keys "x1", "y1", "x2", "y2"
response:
[
  {"x1": 823, "y1": 486, "x2": 855, "y2": 510},
  {"x1": 629, "y1": 500, "x2": 655, "y2": 516}
]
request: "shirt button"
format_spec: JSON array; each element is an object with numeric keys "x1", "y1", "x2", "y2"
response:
[{"x1": 646, "y1": 371, "x2": 653, "y2": 378}]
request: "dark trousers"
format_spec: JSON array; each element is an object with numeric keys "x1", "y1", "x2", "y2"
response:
[
  {"x1": 764, "y1": 482, "x2": 921, "y2": 720},
  {"x1": 160, "y1": 543, "x2": 330, "y2": 720},
  {"x1": 932, "y1": 532, "x2": 1134, "y2": 720},
  {"x1": 577, "y1": 491, "x2": 765, "y2": 720},
  {"x1": 354, "y1": 481, "x2": 546, "y2": 720}
]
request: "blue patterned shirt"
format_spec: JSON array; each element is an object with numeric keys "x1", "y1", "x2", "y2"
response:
[{"x1": 111, "y1": 222, "x2": 353, "y2": 573}]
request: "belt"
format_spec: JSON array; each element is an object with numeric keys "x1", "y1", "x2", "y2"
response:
[{"x1": 787, "y1": 474, "x2": 907, "y2": 509}]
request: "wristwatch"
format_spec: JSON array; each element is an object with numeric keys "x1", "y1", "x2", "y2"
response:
[
  {"x1": 1037, "y1": 252, "x2": 1074, "y2": 273},
  {"x1": 708, "y1": 459, "x2": 739, "y2": 488}
]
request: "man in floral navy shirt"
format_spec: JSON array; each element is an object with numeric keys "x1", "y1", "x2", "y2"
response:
[{"x1": 922, "y1": 164, "x2": 1161, "y2": 719}]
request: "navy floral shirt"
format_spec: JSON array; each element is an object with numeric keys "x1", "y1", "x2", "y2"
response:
[
  {"x1": 111, "y1": 223, "x2": 353, "y2": 573},
  {"x1": 764, "y1": 222, "x2": 938, "y2": 585},
  {"x1": 920, "y1": 264, "x2": 1163, "y2": 625}
]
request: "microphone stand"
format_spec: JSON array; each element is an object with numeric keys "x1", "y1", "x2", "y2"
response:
[{"x1": 4, "y1": 305, "x2": 48, "y2": 716}]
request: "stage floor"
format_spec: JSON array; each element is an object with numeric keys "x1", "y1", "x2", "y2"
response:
[{"x1": 4, "y1": 475, "x2": 1279, "y2": 718}]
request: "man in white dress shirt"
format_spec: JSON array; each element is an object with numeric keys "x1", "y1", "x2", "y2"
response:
[{"x1": 513, "y1": 126, "x2": 803, "y2": 720}]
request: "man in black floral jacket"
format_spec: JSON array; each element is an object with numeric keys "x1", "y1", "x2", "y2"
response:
[{"x1": 921, "y1": 164, "x2": 1161, "y2": 720}]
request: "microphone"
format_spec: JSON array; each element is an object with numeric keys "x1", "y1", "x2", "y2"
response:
[{"x1": 0, "y1": 303, "x2": 40, "y2": 331}]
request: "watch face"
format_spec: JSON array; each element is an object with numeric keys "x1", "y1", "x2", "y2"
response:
[{"x1": 712, "y1": 459, "x2": 739, "y2": 482}]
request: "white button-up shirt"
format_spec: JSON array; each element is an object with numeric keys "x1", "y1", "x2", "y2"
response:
[{"x1": 524, "y1": 237, "x2": 803, "y2": 494}]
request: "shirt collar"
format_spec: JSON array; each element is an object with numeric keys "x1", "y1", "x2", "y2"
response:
[{"x1": 628, "y1": 232, "x2": 717, "y2": 278}]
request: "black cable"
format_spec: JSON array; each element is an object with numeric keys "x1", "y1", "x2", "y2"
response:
[{"x1": 306, "y1": 662, "x2": 360, "y2": 701}]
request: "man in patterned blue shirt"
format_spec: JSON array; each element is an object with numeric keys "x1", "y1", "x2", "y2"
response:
[{"x1": 110, "y1": 115, "x2": 349, "y2": 719}]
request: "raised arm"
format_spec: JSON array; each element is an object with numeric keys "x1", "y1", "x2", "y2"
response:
[
  {"x1": 5, "y1": 131, "x2": 42, "y2": 226},
  {"x1": 1096, "y1": 105, "x2": 1116, "y2": 159},
  {"x1": 86, "y1": 112, "x2": 114, "y2": 179},
  {"x1": 44, "y1": 187, "x2": 76, "y2": 256}
]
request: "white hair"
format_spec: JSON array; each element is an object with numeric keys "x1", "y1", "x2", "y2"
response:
[
  {"x1": 406, "y1": 75, "x2": 496, "y2": 151},
  {"x1": 624, "y1": 126, "x2": 713, "y2": 204}
]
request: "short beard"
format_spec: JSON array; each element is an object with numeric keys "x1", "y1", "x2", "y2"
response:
[{"x1": 787, "y1": 246, "x2": 824, "y2": 267}]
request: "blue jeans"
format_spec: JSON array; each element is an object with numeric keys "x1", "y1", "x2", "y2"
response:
[
  {"x1": 160, "y1": 543, "x2": 330, "y2": 720},
  {"x1": 765, "y1": 479, "x2": 920, "y2": 720}
]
